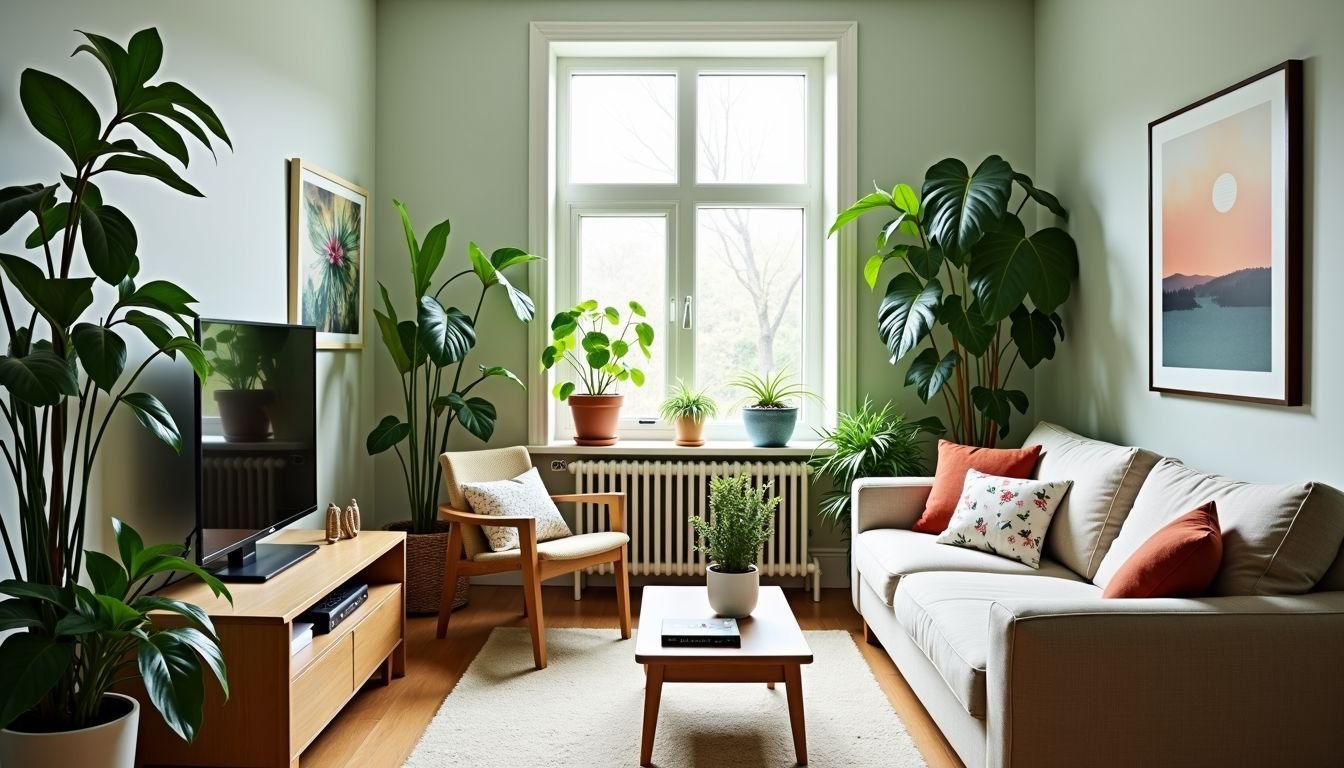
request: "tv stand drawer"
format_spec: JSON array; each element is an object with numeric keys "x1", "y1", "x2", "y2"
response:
[
  {"x1": 291, "y1": 632, "x2": 354, "y2": 754},
  {"x1": 354, "y1": 584, "x2": 402, "y2": 682}
]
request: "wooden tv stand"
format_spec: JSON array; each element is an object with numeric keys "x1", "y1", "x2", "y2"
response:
[{"x1": 133, "y1": 530, "x2": 407, "y2": 768}]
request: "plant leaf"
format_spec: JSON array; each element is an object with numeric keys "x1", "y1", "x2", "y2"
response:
[
  {"x1": 864, "y1": 244, "x2": 906, "y2": 290},
  {"x1": 138, "y1": 632, "x2": 206, "y2": 743},
  {"x1": 154, "y1": 81, "x2": 231, "y2": 149},
  {"x1": 417, "y1": 298, "x2": 475, "y2": 367},
  {"x1": 163, "y1": 336, "x2": 210, "y2": 381},
  {"x1": 117, "y1": 280, "x2": 199, "y2": 331},
  {"x1": 468, "y1": 241, "x2": 497, "y2": 286},
  {"x1": 490, "y1": 247, "x2": 540, "y2": 271},
  {"x1": 876, "y1": 273, "x2": 942, "y2": 363},
  {"x1": 1012, "y1": 172, "x2": 1068, "y2": 219},
  {"x1": 939, "y1": 294, "x2": 995, "y2": 357},
  {"x1": 478, "y1": 365, "x2": 524, "y2": 389},
  {"x1": 828, "y1": 190, "x2": 893, "y2": 236},
  {"x1": 125, "y1": 112, "x2": 189, "y2": 167},
  {"x1": 134, "y1": 596, "x2": 218, "y2": 642},
  {"x1": 1010, "y1": 307, "x2": 1058, "y2": 368},
  {"x1": 92, "y1": 205, "x2": 138, "y2": 285},
  {"x1": 19, "y1": 69, "x2": 102, "y2": 165},
  {"x1": 74, "y1": 30, "x2": 128, "y2": 86},
  {"x1": 445, "y1": 393, "x2": 497, "y2": 442},
  {"x1": 0, "y1": 253, "x2": 95, "y2": 330},
  {"x1": 122, "y1": 391, "x2": 182, "y2": 452},
  {"x1": 366, "y1": 415, "x2": 410, "y2": 455},
  {"x1": 0, "y1": 599, "x2": 44, "y2": 632},
  {"x1": 72, "y1": 323, "x2": 127, "y2": 392},
  {"x1": 970, "y1": 226, "x2": 1078, "y2": 320},
  {"x1": 124, "y1": 309, "x2": 174, "y2": 350},
  {"x1": 161, "y1": 626, "x2": 228, "y2": 699},
  {"x1": 905, "y1": 348, "x2": 959, "y2": 403},
  {"x1": 0, "y1": 183, "x2": 57, "y2": 238},
  {"x1": 0, "y1": 350, "x2": 78, "y2": 406},
  {"x1": 415, "y1": 217, "x2": 450, "y2": 297},
  {"x1": 99, "y1": 154, "x2": 203, "y2": 197},
  {"x1": 374, "y1": 309, "x2": 410, "y2": 374},
  {"x1": 0, "y1": 633, "x2": 76, "y2": 730},
  {"x1": 116, "y1": 28, "x2": 163, "y2": 107},
  {"x1": 920, "y1": 155, "x2": 1013, "y2": 262},
  {"x1": 906, "y1": 245, "x2": 943, "y2": 281},
  {"x1": 892, "y1": 183, "x2": 920, "y2": 216},
  {"x1": 85, "y1": 550, "x2": 129, "y2": 600},
  {"x1": 496, "y1": 271, "x2": 535, "y2": 323}
]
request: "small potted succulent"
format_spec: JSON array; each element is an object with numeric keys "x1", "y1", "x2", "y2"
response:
[
  {"x1": 729, "y1": 370, "x2": 819, "y2": 448},
  {"x1": 542, "y1": 300, "x2": 655, "y2": 446},
  {"x1": 659, "y1": 380, "x2": 718, "y2": 447},
  {"x1": 691, "y1": 474, "x2": 780, "y2": 617}
]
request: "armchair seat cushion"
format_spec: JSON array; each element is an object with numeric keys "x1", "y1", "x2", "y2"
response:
[
  {"x1": 472, "y1": 531, "x2": 630, "y2": 562},
  {"x1": 893, "y1": 571, "x2": 1101, "y2": 718}
]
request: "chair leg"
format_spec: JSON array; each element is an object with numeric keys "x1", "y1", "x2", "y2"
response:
[
  {"x1": 436, "y1": 524, "x2": 466, "y2": 640},
  {"x1": 614, "y1": 546, "x2": 632, "y2": 640},
  {"x1": 520, "y1": 539, "x2": 547, "y2": 669}
]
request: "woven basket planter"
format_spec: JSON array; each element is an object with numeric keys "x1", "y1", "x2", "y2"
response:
[{"x1": 385, "y1": 520, "x2": 469, "y2": 615}]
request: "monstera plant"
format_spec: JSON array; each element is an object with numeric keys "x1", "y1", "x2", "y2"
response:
[
  {"x1": 830, "y1": 155, "x2": 1079, "y2": 446},
  {"x1": 0, "y1": 27, "x2": 233, "y2": 764}
]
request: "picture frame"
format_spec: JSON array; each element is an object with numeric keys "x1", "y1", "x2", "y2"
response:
[
  {"x1": 288, "y1": 159, "x2": 369, "y2": 350},
  {"x1": 1148, "y1": 60, "x2": 1302, "y2": 405}
]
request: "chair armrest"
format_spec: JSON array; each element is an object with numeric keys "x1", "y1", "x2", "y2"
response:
[
  {"x1": 850, "y1": 477, "x2": 933, "y2": 533},
  {"x1": 550, "y1": 492, "x2": 626, "y2": 533},
  {"x1": 438, "y1": 505, "x2": 536, "y2": 530},
  {"x1": 986, "y1": 592, "x2": 1344, "y2": 767}
]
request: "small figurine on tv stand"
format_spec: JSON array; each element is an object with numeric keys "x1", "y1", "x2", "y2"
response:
[
  {"x1": 341, "y1": 498, "x2": 362, "y2": 539},
  {"x1": 325, "y1": 503, "x2": 342, "y2": 544}
]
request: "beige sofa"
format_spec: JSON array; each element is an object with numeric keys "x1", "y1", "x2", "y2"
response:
[{"x1": 851, "y1": 422, "x2": 1344, "y2": 768}]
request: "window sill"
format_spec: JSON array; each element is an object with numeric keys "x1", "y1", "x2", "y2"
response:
[{"x1": 528, "y1": 440, "x2": 829, "y2": 458}]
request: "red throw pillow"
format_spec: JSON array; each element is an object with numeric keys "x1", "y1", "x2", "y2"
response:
[
  {"x1": 912, "y1": 440, "x2": 1043, "y2": 533},
  {"x1": 1103, "y1": 501, "x2": 1223, "y2": 599}
]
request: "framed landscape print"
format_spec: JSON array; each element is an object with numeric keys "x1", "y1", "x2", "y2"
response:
[
  {"x1": 288, "y1": 159, "x2": 368, "y2": 350},
  {"x1": 1149, "y1": 60, "x2": 1302, "y2": 405}
]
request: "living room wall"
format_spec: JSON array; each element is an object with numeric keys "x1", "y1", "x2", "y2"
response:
[
  {"x1": 0, "y1": 0, "x2": 377, "y2": 570},
  {"x1": 1034, "y1": 0, "x2": 1344, "y2": 489}
]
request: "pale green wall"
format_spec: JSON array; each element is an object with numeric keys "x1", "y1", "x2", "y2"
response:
[
  {"x1": 372, "y1": 0, "x2": 1039, "y2": 541},
  {"x1": 0, "y1": 0, "x2": 377, "y2": 570},
  {"x1": 1034, "y1": 0, "x2": 1344, "y2": 488}
]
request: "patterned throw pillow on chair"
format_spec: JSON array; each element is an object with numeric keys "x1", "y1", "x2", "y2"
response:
[
  {"x1": 461, "y1": 467, "x2": 573, "y2": 552},
  {"x1": 935, "y1": 469, "x2": 1073, "y2": 568}
]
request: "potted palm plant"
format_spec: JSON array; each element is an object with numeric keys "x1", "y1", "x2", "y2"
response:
[
  {"x1": 659, "y1": 380, "x2": 717, "y2": 447},
  {"x1": 541, "y1": 300, "x2": 655, "y2": 446},
  {"x1": 690, "y1": 475, "x2": 780, "y2": 618},
  {"x1": 0, "y1": 27, "x2": 233, "y2": 768},
  {"x1": 809, "y1": 399, "x2": 930, "y2": 532},
  {"x1": 201, "y1": 322, "x2": 284, "y2": 441},
  {"x1": 729, "y1": 370, "x2": 819, "y2": 448},
  {"x1": 366, "y1": 201, "x2": 538, "y2": 614}
]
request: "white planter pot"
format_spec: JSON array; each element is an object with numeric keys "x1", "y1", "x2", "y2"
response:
[
  {"x1": 706, "y1": 564, "x2": 760, "y2": 618},
  {"x1": 0, "y1": 693, "x2": 140, "y2": 768}
]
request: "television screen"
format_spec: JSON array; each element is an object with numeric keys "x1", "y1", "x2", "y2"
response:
[{"x1": 195, "y1": 319, "x2": 317, "y2": 567}]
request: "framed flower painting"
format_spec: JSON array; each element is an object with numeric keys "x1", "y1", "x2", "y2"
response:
[{"x1": 288, "y1": 159, "x2": 368, "y2": 349}]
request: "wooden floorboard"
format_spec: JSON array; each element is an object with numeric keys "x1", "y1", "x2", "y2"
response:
[{"x1": 301, "y1": 585, "x2": 963, "y2": 768}]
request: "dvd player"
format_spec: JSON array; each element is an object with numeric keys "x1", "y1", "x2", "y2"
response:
[{"x1": 298, "y1": 581, "x2": 369, "y2": 634}]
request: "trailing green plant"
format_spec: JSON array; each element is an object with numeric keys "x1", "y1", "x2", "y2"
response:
[
  {"x1": 691, "y1": 474, "x2": 780, "y2": 573},
  {"x1": 808, "y1": 399, "x2": 929, "y2": 532},
  {"x1": 728, "y1": 369, "x2": 818, "y2": 409},
  {"x1": 200, "y1": 323, "x2": 284, "y2": 391},
  {"x1": 0, "y1": 27, "x2": 233, "y2": 739},
  {"x1": 658, "y1": 380, "x2": 718, "y2": 423},
  {"x1": 542, "y1": 300, "x2": 654, "y2": 399},
  {"x1": 829, "y1": 155, "x2": 1079, "y2": 446},
  {"x1": 365, "y1": 201, "x2": 539, "y2": 534}
]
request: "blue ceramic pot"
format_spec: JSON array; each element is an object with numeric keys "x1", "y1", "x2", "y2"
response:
[{"x1": 742, "y1": 407, "x2": 798, "y2": 447}]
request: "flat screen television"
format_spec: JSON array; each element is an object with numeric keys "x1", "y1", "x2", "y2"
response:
[{"x1": 194, "y1": 318, "x2": 318, "y2": 582}]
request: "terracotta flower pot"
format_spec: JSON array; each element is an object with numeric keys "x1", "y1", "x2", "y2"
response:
[
  {"x1": 384, "y1": 521, "x2": 469, "y2": 615},
  {"x1": 673, "y1": 416, "x2": 706, "y2": 447},
  {"x1": 214, "y1": 389, "x2": 276, "y2": 442},
  {"x1": 0, "y1": 693, "x2": 139, "y2": 768},
  {"x1": 568, "y1": 393, "x2": 624, "y2": 446}
]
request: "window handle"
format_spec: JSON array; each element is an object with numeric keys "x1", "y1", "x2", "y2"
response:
[{"x1": 682, "y1": 295, "x2": 693, "y2": 330}]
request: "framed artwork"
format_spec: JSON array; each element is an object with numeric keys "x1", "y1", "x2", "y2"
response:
[
  {"x1": 1149, "y1": 60, "x2": 1302, "y2": 405},
  {"x1": 288, "y1": 159, "x2": 368, "y2": 350}
]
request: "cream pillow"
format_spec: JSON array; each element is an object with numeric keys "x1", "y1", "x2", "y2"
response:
[
  {"x1": 461, "y1": 467, "x2": 572, "y2": 552},
  {"x1": 936, "y1": 469, "x2": 1073, "y2": 568}
]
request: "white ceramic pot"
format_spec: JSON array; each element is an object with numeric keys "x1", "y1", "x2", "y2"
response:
[
  {"x1": 0, "y1": 693, "x2": 140, "y2": 768},
  {"x1": 706, "y1": 564, "x2": 760, "y2": 618}
]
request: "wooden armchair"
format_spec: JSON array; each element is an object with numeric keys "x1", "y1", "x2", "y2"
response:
[{"x1": 434, "y1": 446, "x2": 631, "y2": 669}]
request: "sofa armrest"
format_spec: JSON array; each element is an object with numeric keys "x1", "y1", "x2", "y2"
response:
[
  {"x1": 986, "y1": 592, "x2": 1344, "y2": 767},
  {"x1": 850, "y1": 477, "x2": 933, "y2": 533}
]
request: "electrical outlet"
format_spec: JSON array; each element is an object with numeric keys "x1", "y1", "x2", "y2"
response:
[{"x1": 550, "y1": 459, "x2": 567, "y2": 472}]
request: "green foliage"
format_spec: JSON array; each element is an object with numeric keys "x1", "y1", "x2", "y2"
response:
[
  {"x1": 0, "y1": 28, "x2": 230, "y2": 738},
  {"x1": 200, "y1": 323, "x2": 285, "y2": 391},
  {"x1": 690, "y1": 475, "x2": 780, "y2": 573},
  {"x1": 808, "y1": 400, "x2": 930, "y2": 532},
  {"x1": 831, "y1": 157, "x2": 1079, "y2": 446},
  {"x1": 658, "y1": 380, "x2": 718, "y2": 423},
  {"x1": 366, "y1": 200, "x2": 539, "y2": 533},
  {"x1": 728, "y1": 369, "x2": 818, "y2": 409},
  {"x1": 541, "y1": 300, "x2": 654, "y2": 399}
]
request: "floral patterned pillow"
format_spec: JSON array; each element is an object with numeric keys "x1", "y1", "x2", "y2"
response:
[
  {"x1": 461, "y1": 467, "x2": 573, "y2": 552},
  {"x1": 935, "y1": 469, "x2": 1072, "y2": 568}
]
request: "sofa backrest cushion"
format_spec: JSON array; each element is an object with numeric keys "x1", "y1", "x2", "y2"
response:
[
  {"x1": 1028, "y1": 422, "x2": 1160, "y2": 580},
  {"x1": 1095, "y1": 458, "x2": 1344, "y2": 595}
]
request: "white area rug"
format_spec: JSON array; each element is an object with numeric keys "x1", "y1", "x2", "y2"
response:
[{"x1": 406, "y1": 628, "x2": 926, "y2": 767}]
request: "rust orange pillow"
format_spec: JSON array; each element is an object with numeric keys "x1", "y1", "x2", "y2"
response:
[
  {"x1": 1103, "y1": 501, "x2": 1222, "y2": 599},
  {"x1": 912, "y1": 440, "x2": 1043, "y2": 534}
]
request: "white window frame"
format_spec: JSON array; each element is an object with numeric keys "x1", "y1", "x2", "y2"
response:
[{"x1": 528, "y1": 22, "x2": 858, "y2": 447}]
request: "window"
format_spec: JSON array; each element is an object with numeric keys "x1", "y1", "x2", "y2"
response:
[{"x1": 529, "y1": 25, "x2": 858, "y2": 446}]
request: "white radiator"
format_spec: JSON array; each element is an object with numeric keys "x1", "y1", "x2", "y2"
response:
[
  {"x1": 201, "y1": 456, "x2": 286, "y2": 529},
  {"x1": 568, "y1": 460, "x2": 821, "y2": 601}
]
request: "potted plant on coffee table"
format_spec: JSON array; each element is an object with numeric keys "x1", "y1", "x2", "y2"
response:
[
  {"x1": 690, "y1": 474, "x2": 780, "y2": 618},
  {"x1": 542, "y1": 300, "x2": 655, "y2": 446},
  {"x1": 366, "y1": 201, "x2": 539, "y2": 614},
  {"x1": 0, "y1": 27, "x2": 233, "y2": 768},
  {"x1": 729, "y1": 369, "x2": 818, "y2": 448},
  {"x1": 659, "y1": 380, "x2": 717, "y2": 447},
  {"x1": 201, "y1": 322, "x2": 284, "y2": 441}
]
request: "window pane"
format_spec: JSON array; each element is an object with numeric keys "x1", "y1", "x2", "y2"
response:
[
  {"x1": 577, "y1": 215, "x2": 668, "y2": 420},
  {"x1": 569, "y1": 74, "x2": 677, "y2": 184},
  {"x1": 695, "y1": 208, "x2": 804, "y2": 406},
  {"x1": 697, "y1": 74, "x2": 805, "y2": 184}
]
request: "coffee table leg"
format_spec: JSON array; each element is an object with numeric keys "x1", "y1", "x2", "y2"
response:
[
  {"x1": 640, "y1": 663, "x2": 665, "y2": 767},
  {"x1": 784, "y1": 664, "x2": 807, "y2": 765}
]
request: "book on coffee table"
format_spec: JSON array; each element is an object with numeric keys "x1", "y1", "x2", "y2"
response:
[{"x1": 661, "y1": 617, "x2": 741, "y2": 648}]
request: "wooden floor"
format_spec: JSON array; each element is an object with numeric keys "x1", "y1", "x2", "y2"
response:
[{"x1": 302, "y1": 585, "x2": 962, "y2": 768}]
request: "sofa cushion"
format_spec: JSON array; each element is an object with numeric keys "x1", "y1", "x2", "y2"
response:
[
  {"x1": 935, "y1": 469, "x2": 1072, "y2": 568},
  {"x1": 1027, "y1": 422, "x2": 1161, "y2": 580},
  {"x1": 1103, "y1": 501, "x2": 1223, "y2": 598},
  {"x1": 854, "y1": 528, "x2": 1084, "y2": 607},
  {"x1": 1095, "y1": 459, "x2": 1344, "y2": 595},
  {"x1": 913, "y1": 440, "x2": 1042, "y2": 534},
  {"x1": 894, "y1": 571, "x2": 1101, "y2": 718}
]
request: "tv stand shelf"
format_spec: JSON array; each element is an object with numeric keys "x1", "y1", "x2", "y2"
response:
[{"x1": 132, "y1": 530, "x2": 407, "y2": 768}]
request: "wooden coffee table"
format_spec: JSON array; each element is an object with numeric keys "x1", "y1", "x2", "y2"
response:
[{"x1": 635, "y1": 586, "x2": 814, "y2": 766}]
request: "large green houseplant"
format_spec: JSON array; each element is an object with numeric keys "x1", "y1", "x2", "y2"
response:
[
  {"x1": 0, "y1": 27, "x2": 232, "y2": 767},
  {"x1": 366, "y1": 201, "x2": 538, "y2": 613},
  {"x1": 830, "y1": 156, "x2": 1079, "y2": 446}
]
